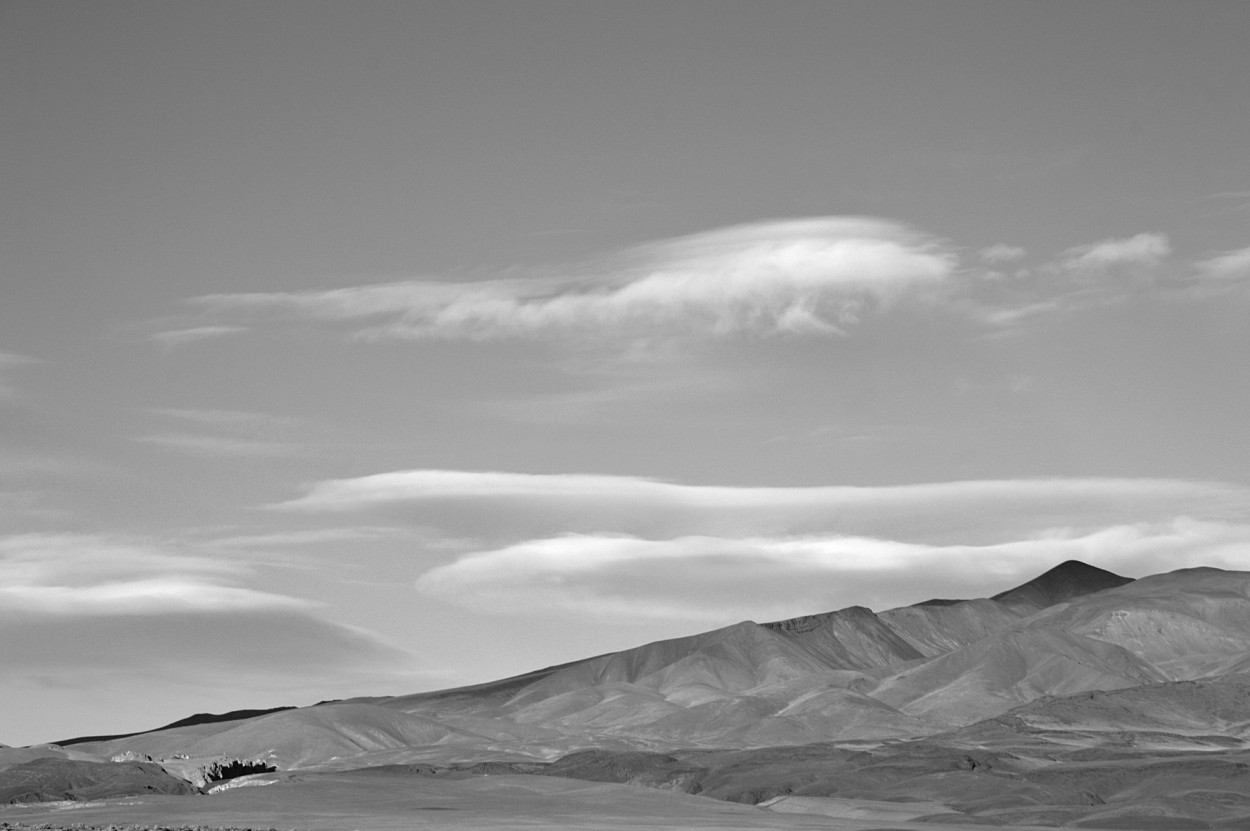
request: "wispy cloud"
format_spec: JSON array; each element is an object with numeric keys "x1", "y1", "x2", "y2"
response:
[
  {"x1": 134, "y1": 432, "x2": 300, "y2": 458},
  {"x1": 958, "y1": 232, "x2": 1176, "y2": 331},
  {"x1": 0, "y1": 351, "x2": 40, "y2": 403},
  {"x1": 978, "y1": 244, "x2": 1027, "y2": 264},
  {"x1": 190, "y1": 218, "x2": 957, "y2": 340},
  {"x1": 1058, "y1": 232, "x2": 1171, "y2": 275},
  {"x1": 133, "y1": 407, "x2": 306, "y2": 458},
  {"x1": 149, "y1": 408, "x2": 301, "y2": 430},
  {"x1": 149, "y1": 325, "x2": 247, "y2": 348},
  {"x1": 415, "y1": 519, "x2": 1250, "y2": 623},
  {"x1": 1194, "y1": 245, "x2": 1250, "y2": 282},
  {"x1": 205, "y1": 526, "x2": 405, "y2": 549}
]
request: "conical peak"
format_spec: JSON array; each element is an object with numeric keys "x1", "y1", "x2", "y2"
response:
[{"x1": 992, "y1": 559, "x2": 1133, "y2": 612}]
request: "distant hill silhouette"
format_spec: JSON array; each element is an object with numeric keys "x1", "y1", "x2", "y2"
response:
[{"x1": 55, "y1": 706, "x2": 295, "y2": 747}]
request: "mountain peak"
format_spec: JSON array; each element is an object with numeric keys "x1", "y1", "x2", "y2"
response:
[{"x1": 991, "y1": 559, "x2": 1133, "y2": 613}]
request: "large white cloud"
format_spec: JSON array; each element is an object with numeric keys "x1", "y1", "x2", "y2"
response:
[
  {"x1": 193, "y1": 217, "x2": 956, "y2": 339},
  {"x1": 415, "y1": 520, "x2": 1250, "y2": 623},
  {"x1": 163, "y1": 222, "x2": 1250, "y2": 346}
]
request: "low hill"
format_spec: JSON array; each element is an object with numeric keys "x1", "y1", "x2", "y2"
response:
[{"x1": 0, "y1": 758, "x2": 198, "y2": 804}]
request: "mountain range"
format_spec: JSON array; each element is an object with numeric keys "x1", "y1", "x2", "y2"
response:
[{"x1": 8, "y1": 559, "x2": 1250, "y2": 827}]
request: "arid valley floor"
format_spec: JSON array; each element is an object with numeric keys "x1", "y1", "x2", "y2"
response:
[{"x1": 8, "y1": 561, "x2": 1250, "y2": 829}]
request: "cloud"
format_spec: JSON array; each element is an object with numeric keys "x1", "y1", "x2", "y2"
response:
[
  {"x1": 1194, "y1": 245, "x2": 1250, "y2": 282},
  {"x1": 133, "y1": 408, "x2": 307, "y2": 458},
  {"x1": 134, "y1": 432, "x2": 300, "y2": 458},
  {"x1": 149, "y1": 325, "x2": 247, "y2": 348},
  {"x1": 978, "y1": 244, "x2": 1027, "y2": 264},
  {"x1": 0, "y1": 533, "x2": 292, "y2": 615},
  {"x1": 149, "y1": 408, "x2": 301, "y2": 430},
  {"x1": 0, "y1": 577, "x2": 310, "y2": 616},
  {"x1": 275, "y1": 469, "x2": 1250, "y2": 549},
  {"x1": 415, "y1": 519, "x2": 1250, "y2": 623},
  {"x1": 192, "y1": 218, "x2": 956, "y2": 339},
  {"x1": 0, "y1": 351, "x2": 39, "y2": 403},
  {"x1": 1059, "y1": 233, "x2": 1170, "y2": 275},
  {"x1": 959, "y1": 232, "x2": 1178, "y2": 331},
  {"x1": 206, "y1": 527, "x2": 405, "y2": 549},
  {"x1": 0, "y1": 532, "x2": 417, "y2": 679}
]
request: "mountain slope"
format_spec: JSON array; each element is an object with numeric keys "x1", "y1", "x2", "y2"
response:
[
  {"x1": 762, "y1": 605, "x2": 925, "y2": 668},
  {"x1": 1026, "y1": 567, "x2": 1250, "y2": 679},
  {"x1": 870, "y1": 626, "x2": 1166, "y2": 724},
  {"x1": 877, "y1": 598, "x2": 1022, "y2": 656}
]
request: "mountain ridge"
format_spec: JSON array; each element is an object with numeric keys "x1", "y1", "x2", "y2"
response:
[
  {"x1": 15, "y1": 560, "x2": 1250, "y2": 826},
  {"x1": 29, "y1": 561, "x2": 1250, "y2": 773}
]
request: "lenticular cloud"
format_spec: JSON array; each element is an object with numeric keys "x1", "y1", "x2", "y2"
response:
[{"x1": 197, "y1": 217, "x2": 956, "y2": 339}]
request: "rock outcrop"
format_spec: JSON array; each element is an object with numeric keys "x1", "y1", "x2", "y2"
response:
[{"x1": 157, "y1": 756, "x2": 275, "y2": 789}]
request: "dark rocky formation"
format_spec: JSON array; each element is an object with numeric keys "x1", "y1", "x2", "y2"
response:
[{"x1": 158, "y1": 757, "x2": 275, "y2": 789}]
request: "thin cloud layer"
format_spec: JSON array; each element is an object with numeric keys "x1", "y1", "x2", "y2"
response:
[
  {"x1": 0, "y1": 351, "x2": 39, "y2": 403},
  {"x1": 134, "y1": 433, "x2": 301, "y2": 458},
  {"x1": 962, "y1": 231, "x2": 1180, "y2": 330},
  {"x1": 277, "y1": 469, "x2": 1250, "y2": 544},
  {"x1": 0, "y1": 532, "x2": 418, "y2": 678},
  {"x1": 277, "y1": 469, "x2": 1250, "y2": 623},
  {"x1": 978, "y1": 244, "x2": 1027, "y2": 264},
  {"x1": 133, "y1": 407, "x2": 307, "y2": 458},
  {"x1": 149, "y1": 325, "x2": 248, "y2": 348},
  {"x1": 1059, "y1": 233, "x2": 1171, "y2": 275},
  {"x1": 194, "y1": 218, "x2": 956, "y2": 339},
  {"x1": 1195, "y1": 245, "x2": 1250, "y2": 282},
  {"x1": 415, "y1": 520, "x2": 1250, "y2": 623}
]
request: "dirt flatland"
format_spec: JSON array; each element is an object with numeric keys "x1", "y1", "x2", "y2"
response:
[{"x1": 0, "y1": 772, "x2": 1063, "y2": 830}]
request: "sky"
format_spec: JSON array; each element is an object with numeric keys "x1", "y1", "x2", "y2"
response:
[{"x1": 2, "y1": 0, "x2": 1249, "y2": 747}]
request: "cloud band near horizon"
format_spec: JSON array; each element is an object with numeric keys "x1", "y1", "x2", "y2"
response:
[
  {"x1": 414, "y1": 519, "x2": 1250, "y2": 622},
  {"x1": 0, "y1": 532, "x2": 419, "y2": 681},
  {"x1": 273, "y1": 469, "x2": 1250, "y2": 622}
]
